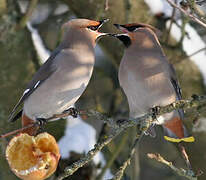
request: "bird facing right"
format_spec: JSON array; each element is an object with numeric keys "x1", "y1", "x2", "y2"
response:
[{"x1": 113, "y1": 23, "x2": 194, "y2": 143}]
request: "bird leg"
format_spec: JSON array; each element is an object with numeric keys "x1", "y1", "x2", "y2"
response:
[
  {"x1": 150, "y1": 106, "x2": 161, "y2": 120},
  {"x1": 36, "y1": 118, "x2": 48, "y2": 132},
  {"x1": 62, "y1": 107, "x2": 79, "y2": 118}
]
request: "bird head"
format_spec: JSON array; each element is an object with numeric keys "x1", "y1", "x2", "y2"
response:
[
  {"x1": 112, "y1": 23, "x2": 161, "y2": 47},
  {"x1": 61, "y1": 18, "x2": 109, "y2": 46}
]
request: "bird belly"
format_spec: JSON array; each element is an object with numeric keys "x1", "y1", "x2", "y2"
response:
[{"x1": 120, "y1": 66, "x2": 176, "y2": 119}]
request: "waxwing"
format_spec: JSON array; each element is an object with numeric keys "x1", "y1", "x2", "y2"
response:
[
  {"x1": 113, "y1": 23, "x2": 194, "y2": 143},
  {"x1": 9, "y1": 18, "x2": 109, "y2": 135}
]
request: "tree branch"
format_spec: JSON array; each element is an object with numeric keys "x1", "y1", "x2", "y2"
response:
[
  {"x1": 166, "y1": 0, "x2": 206, "y2": 29},
  {"x1": 2, "y1": 95, "x2": 205, "y2": 178},
  {"x1": 175, "y1": 46, "x2": 206, "y2": 64},
  {"x1": 166, "y1": 0, "x2": 177, "y2": 43},
  {"x1": 147, "y1": 153, "x2": 197, "y2": 180},
  {"x1": 110, "y1": 133, "x2": 144, "y2": 180},
  {"x1": 96, "y1": 132, "x2": 129, "y2": 180},
  {"x1": 56, "y1": 94, "x2": 206, "y2": 179},
  {"x1": 18, "y1": 0, "x2": 39, "y2": 29}
]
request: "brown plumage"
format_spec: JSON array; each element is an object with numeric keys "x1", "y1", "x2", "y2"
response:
[
  {"x1": 113, "y1": 23, "x2": 194, "y2": 142},
  {"x1": 9, "y1": 18, "x2": 109, "y2": 135}
]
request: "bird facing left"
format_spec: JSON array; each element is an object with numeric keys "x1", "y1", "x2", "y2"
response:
[{"x1": 8, "y1": 18, "x2": 109, "y2": 135}]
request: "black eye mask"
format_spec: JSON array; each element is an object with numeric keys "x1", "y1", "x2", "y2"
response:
[
  {"x1": 122, "y1": 24, "x2": 145, "y2": 32},
  {"x1": 87, "y1": 26, "x2": 99, "y2": 31},
  {"x1": 114, "y1": 35, "x2": 131, "y2": 48}
]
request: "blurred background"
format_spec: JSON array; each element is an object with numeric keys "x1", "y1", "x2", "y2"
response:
[{"x1": 0, "y1": 0, "x2": 206, "y2": 179}]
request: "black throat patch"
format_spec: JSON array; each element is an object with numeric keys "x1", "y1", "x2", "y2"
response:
[{"x1": 116, "y1": 35, "x2": 131, "y2": 48}]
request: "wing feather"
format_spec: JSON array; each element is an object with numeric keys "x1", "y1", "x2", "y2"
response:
[{"x1": 8, "y1": 47, "x2": 62, "y2": 122}]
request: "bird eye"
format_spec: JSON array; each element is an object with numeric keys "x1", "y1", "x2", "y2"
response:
[
  {"x1": 123, "y1": 25, "x2": 145, "y2": 32},
  {"x1": 126, "y1": 26, "x2": 137, "y2": 32},
  {"x1": 87, "y1": 26, "x2": 99, "y2": 31}
]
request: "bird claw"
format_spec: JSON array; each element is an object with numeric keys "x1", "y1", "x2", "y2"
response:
[
  {"x1": 36, "y1": 118, "x2": 48, "y2": 129},
  {"x1": 191, "y1": 94, "x2": 199, "y2": 100},
  {"x1": 63, "y1": 107, "x2": 79, "y2": 118},
  {"x1": 150, "y1": 106, "x2": 160, "y2": 120}
]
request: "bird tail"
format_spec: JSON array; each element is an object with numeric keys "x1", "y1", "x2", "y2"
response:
[{"x1": 163, "y1": 116, "x2": 195, "y2": 143}]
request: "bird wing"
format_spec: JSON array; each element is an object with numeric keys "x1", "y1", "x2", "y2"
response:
[
  {"x1": 8, "y1": 47, "x2": 61, "y2": 122},
  {"x1": 168, "y1": 63, "x2": 184, "y2": 119},
  {"x1": 169, "y1": 63, "x2": 182, "y2": 100}
]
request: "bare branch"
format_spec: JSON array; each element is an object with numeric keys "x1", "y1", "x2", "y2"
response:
[
  {"x1": 104, "y1": 0, "x2": 109, "y2": 11},
  {"x1": 166, "y1": 0, "x2": 206, "y2": 29},
  {"x1": 18, "y1": 0, "x2": 39, "y2": 29},
  {"x1": 179, "y1": 144, "x2": 193, "y2": 170},
  {"x1": 147, "y1": 153, "x2": 197, "y2": 180},
  {"x1": 96, "y1": 133, "x2": 129, "y2": 180},
  {"x1": 0, "y1": 123, "x2": 36, "y2": 138},
  {"x1": 166, "y1": 0, "x2": 177, "y2": 43},
  {"x1": 175, "y1": 46, "x2": 206, "y2": 64},
  {"x1": 111, "y1": 134, "x2": 143, "y2": 180}
]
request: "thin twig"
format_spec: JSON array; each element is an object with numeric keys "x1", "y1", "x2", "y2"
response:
[
  {"x1": 147, "y1": 153, "x2": 197, "y2": 180},
  {"x1": 0, "y1": 123, "x2": 37, "y2": 138},
  {"x1": 186, "y1": 46, "x2": 206, "y2": 58},
  {"x1": 166, "y1": 0, "x2": 206, "y2": 29},
  {"x1": 104, "y1": 0, "x2": 109, "y2": 11},
  {"x1": 123, "y1": 0, "x2": 131, "y2": 23},
  {"x1": 111, "y1": 133, "x2": 144, "y2": 180},
  {"x1": 18, "y1": 0, "x2": 39, "y2": 29},
  {"x1": 166, "y1": 0, "x2": 177, "y2": 43},
  {"x1": 57, "y1": 128, "x2": 125, "y2": 180},
  {"x1": 179, "y1": 144, "x2": 192, "y2": 170},
  {"x1": 97, "y1": 132, "x2": 129, "y2": 180},
  {"x1": 178, "y1": 14, "x2": 189, "y2": 46},
  {"x1": 175, "y1": 46, "x2": 206, "y2": 64},
  {"x1": 0, "y1": 109, "x2": 76, "y2": 138},
  {"x1": 187, "y1": 0, "x2": 206, "y2": 19}
]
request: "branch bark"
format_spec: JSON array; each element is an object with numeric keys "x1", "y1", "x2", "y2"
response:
[
  {"x1": 18, "y1": 0, "x2": 39, "y2": 29},
  {"x1": 110, "y1": 134, "x2": 143, "y2": 180},
  {"x1": 147, "y1": 153, "x2": 197, "y2": 180}
]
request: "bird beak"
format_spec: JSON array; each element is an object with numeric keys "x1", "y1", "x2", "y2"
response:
[
  {"x1": 113, "y1": 24, "x2": 129, "y2": 33},
  {"x1": 96, "y1": 19, "x2": 110, "y2": 40},
  {"x1": 97, "y1": 19, "x2": 109, "y2": 30}
]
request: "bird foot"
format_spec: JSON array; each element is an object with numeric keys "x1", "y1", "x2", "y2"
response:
[
  {"x1": 150, "y1": 106, "x2": 160, "y2": 120},
  {"x1": 191, "y1": 94, "x2": 199, "y2": 100},
  {"x1": 36, "y1": 118, "x2": 48, "y2": 131},
  {"x1": 63, "y1": 107, "x2": 79, "y2": 118}
]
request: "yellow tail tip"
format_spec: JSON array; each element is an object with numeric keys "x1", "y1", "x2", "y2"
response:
[{"x1": 164, "y1": 136, "x2": 195, "y2": 143}]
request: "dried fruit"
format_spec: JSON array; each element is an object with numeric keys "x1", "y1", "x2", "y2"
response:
[{"x1": 6, "y1": 133, "x2": 60, "y2": 180}]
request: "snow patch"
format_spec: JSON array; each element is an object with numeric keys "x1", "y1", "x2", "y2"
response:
[
  {"x1": 58, "y1": 116, "x2": 113, "y2": 179},
  {"x1": 166, "y1": 20, "x2": 206, "y2": 84},
  {"x1": 144, "y1": 0, "x2": 181, "y2": 17},
  {"x1": 193, "y1": 118, "x2": 206, "y2": 132},
  {"x1": 27, "y1": 23, "x2": 50, "y2": 63}
]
